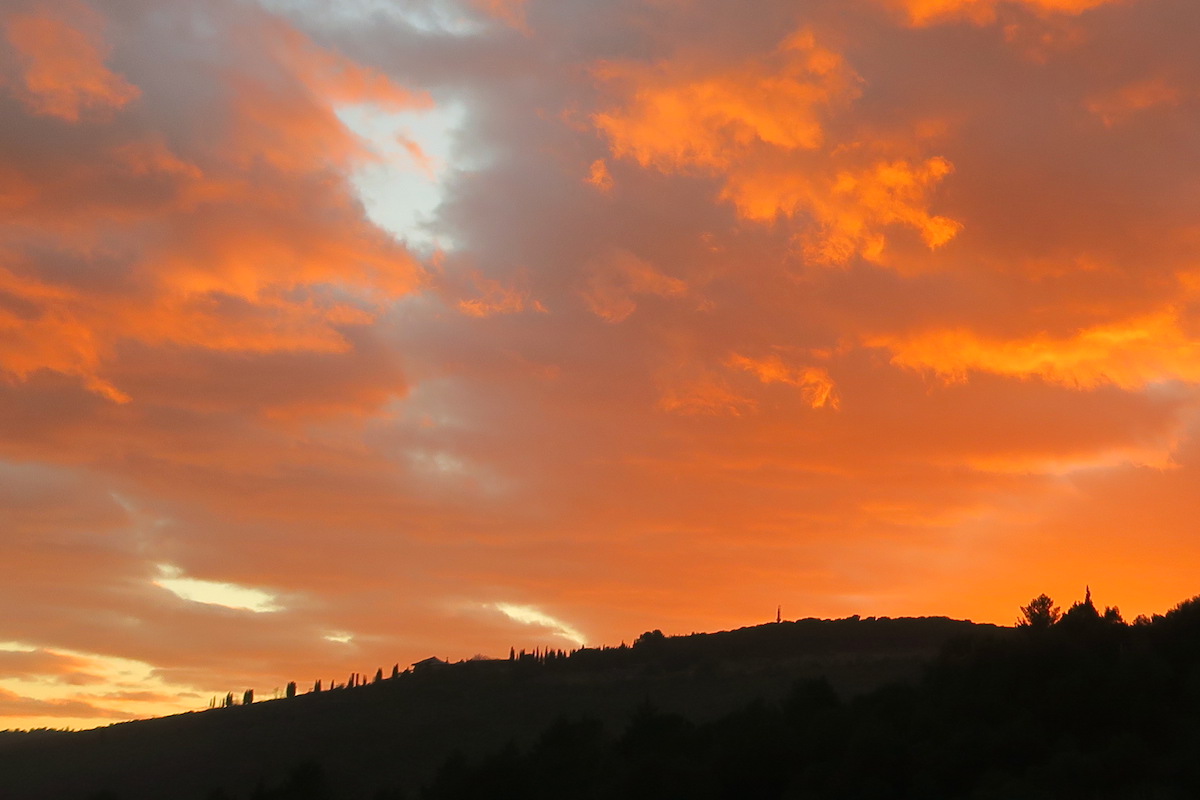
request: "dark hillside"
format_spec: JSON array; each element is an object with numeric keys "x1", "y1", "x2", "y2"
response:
[
  {"x1": 0, "y1": 616, "x2": 992, "y2": 800},
  {"x1": 426, "y1": 595, "x2": 1200, "y2": 799}
]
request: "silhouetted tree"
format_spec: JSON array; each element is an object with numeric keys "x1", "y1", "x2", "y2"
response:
[
  {"x1": 1060, "y1": 586, "x2": 1101, "y2": 629},
  {"x1": 1165, "y1": 595, "x2": 1200, "y2": 624},
  {"x1": 392, "y1": 663, "x2": 400, "y2": 679},
  {"x1": 243, "y1": 689, "x2": 254, "y2": 705},
  {"x1": 223, "y1": 692, "x2": 234, "y2": 708},
  {"x1": 633, "y1": 629, "x2": 666, "y2": 648},
  {"x1": 375, "y1": 668, "x2": 384, "y2": 684},
  {"x1": 313, "y1": 679, "x2": 322, "y2": 693},
  {"x1": 1017, "y1": 593, "x2": 1061, "y2": 629},
  {"x1": 286, "y1": 681, "x2": 297, "y2": 699}
]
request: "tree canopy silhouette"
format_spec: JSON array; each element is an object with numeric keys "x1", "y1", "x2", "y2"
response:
[{"x1": 1016, "y1": 592, "x2": 1061, "y2": 629}]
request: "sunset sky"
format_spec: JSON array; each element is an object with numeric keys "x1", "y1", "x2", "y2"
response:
[{"x1": 3, "y1": 0, "x2": 1200, "y2": 730}]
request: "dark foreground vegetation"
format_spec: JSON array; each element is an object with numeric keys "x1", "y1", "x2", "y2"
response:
[
  {"x1": 6, "y1": 592, "x2": 1200, "y2": 799},
  {"x1": 424, "y1": 591, "x2": 1200, "y2": 800}
]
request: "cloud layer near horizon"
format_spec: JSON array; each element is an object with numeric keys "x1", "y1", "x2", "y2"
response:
[{"x1": 4, "y1": 0, "x2": 1200, "y2": 729}]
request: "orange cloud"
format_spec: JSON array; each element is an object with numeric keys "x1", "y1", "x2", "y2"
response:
[
  {"x1": 870, "y1": 307, "x2": 1200, "y2": 390},
  {"x1": 593, "y1": 29, "x2": 857, "y2": 171},
  {"x1": 727, "y1": 354, "x2": 840, "y2": 409},
  {"x1": 586, "y1": 159, "x2": 614, "y2": 193},
  {"x1": 656, "y1": 352, "x2": 840, "y2": 420},
  {"x1": 593, "y1": 28, "x2": 959, "y2": 265},
  {"x1": 0, "y1": 266, "x2": 129, "y2": 402},
  {"x1": 583, "y1": 251, "x2": 688, "y2": 323},
  {"x1": 470, "y1": 0, "x2": 529, "y2": 31},
  {"x1": 0, "y1": 5, "x2": 424, "y2": 407},
  {"x1": 723, "y1": 156, "x2": 961, "y2": 264},
  {"x1": 0, "y1": 649, "x2": 100, "y2": 683},
  {"x1": 3, "y1": 3, "x2": 139, "y2": 121},
  {"x1": 271, "y1": 25, "x2": 426, "y2": 112},
  {"x1": 226, "y1": 21, "x2": 431, "y2": 174},
  {"x1": 886, "y1": 0, "x2": 1120, "y2": 26},
  {"x1": 1086, "y1": 78, "x2": 1181, "y2": 126},
  {"x1": 0, "y1": 687, "x2": 131, "y2": 720},
  {"x1": 658, "y1": 372, "x2": 757, "y2": 417},
  {"x1": 458, "y1": 274, "x2": 546, "y2": 317}
]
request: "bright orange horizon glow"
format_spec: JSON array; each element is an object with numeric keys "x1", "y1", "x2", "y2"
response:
[{"x1": 3, "y1": 0, "x2": 1199, "y2": 731}]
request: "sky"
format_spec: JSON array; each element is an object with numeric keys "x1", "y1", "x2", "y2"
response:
[{"x1": 2, "y1": 0, "x2": 1199, "y2": 730}]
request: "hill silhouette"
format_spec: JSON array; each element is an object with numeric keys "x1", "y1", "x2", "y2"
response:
[
  {"x1": 8, "y1": 593, "x2": 1200, "y2": 799},
  {"x1": 424, "y1": 593, "x2": 1200, "y2": 800},
  {"x1": 0, "y1": 615, "x2": 988, "y2": 799}
]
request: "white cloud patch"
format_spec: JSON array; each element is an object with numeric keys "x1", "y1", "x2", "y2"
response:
[
  {"x1": 153, "y1": 565, "x2": 281, "y2": 613},
  {"x1": 337, "y1": 102, "x2": 466, "y2": 253},
  {"x1": 260, "y1": 0, "x2": 487, "y2": 36},
  {"x1": 491, "y1": 602, "x2": 587, "y2": 647}
]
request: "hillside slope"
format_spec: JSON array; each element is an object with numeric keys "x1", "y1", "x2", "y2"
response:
[{"x1": 0, "y1": 616, "x2": 994, "y2": 799}]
